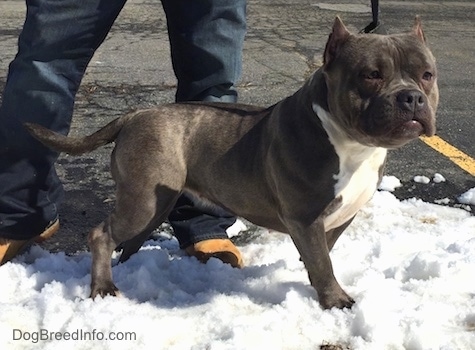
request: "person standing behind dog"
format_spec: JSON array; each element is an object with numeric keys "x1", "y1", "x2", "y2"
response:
[{"x1": 0, "y1": 0, "x2": 246, "y2": 268}]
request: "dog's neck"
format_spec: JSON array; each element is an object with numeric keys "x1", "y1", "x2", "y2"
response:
[{"x1": 284, "y1": 68, "x2": 330, "y2": 114}]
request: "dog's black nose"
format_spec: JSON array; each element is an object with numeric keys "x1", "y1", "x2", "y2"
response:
[{"x1": 397, "y1": 90, "x2": 425, "y2": 112}]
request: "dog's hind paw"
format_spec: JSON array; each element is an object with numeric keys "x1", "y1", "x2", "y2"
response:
[{"x1": 90, "y1": 282, "x2": 121, "y2": 299}]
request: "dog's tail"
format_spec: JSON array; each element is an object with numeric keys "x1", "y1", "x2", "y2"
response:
[{"x1": 24, "y1": 112, "x2": 135, "y2": 155}]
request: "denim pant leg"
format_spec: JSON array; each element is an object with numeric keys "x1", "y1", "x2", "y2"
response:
[
  {"x1": 162, "y1": 0, "x2": 247, "y2": 248},
  {"x1": 0, "y1": 0, "x2": 127, "y2": 240},
  {"x1": 161, "y1": 0, "x2": 246, "y2": 103}
]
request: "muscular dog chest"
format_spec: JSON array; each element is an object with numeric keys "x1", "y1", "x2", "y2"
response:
[
  {"x1": 323, "y1": 147, "x2": 387, "y2": 231},
  {"x1": 312, "y1": 103, "x2": 387, "y2": 231}
]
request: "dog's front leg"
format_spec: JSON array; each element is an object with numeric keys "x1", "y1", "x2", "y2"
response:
[
  {"x1": 88, "y1": 219, "x2": 120, "y2": 298},
  {"x1": 287, "y1": 219, "x2": 354, "y2": 309}
]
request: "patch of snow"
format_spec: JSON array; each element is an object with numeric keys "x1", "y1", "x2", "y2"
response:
[
  {"x1": 433, "y1": 173, "x2": 446, "y2": 183},
  {"x1": 413, "y1": 175, "x2": 430, "y2": 184},
  {"x1": 378, "y1": 175, "x2": 402, "y2": 192},
  {"x1": 434, "y1": 198, "x2": 451, "y2": 205},
  {"x1": 458, "y1": 187, "x2": 475, "y2": 205}
]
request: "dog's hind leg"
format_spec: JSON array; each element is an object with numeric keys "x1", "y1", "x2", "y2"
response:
[
  {"x1": 118, "y1": 187, "x2": 180, "y2": 263},
  {"x1": 88, "y1": 183, "x2": 181, "y2": 299},
  {"x1": 88, "y1": 219, "x2": 120, "y2": 298},
  {"x1": 117, "y1": 231, "x2": 153, "y2": 264}
]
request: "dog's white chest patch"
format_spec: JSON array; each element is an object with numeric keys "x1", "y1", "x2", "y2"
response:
[{"x1": 313, "y1": 104, "x2": 387, "y2": 231}]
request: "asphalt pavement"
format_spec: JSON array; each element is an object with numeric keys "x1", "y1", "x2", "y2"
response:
[{"x1": 0, "y1": 0, "x2": 474, "y2": 254}]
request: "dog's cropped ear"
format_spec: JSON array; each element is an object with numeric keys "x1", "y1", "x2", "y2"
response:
[
  {"x1": 324, "y1": 16, "x2": 351, "y2": 65},
  {"x1": 412, "y1": 16, "x2": 426, "y2": 43}
]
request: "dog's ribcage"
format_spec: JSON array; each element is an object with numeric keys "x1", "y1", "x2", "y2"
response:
[{"x1": 313, "y1": 104, "x2": 387, "y2": 231}]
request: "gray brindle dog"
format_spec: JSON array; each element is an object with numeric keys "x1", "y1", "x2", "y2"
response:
[{"x1": 26, "y1": 17, "x2": 438, "y2": 309}]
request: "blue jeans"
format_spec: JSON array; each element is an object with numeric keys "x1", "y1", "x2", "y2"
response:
[{"x1": 0, "y1": 0, "x2": 246, "y2": 247}]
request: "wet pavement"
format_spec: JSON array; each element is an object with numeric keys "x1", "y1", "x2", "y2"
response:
[{"x1": 1, "y1": 0, "x2": 474, "y2": 254}]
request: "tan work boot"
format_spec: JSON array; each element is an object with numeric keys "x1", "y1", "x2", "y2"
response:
[
  {"x1": 185, "y1": 238, "x2": 244, "y2": 268},
  {"x1": 0, "y1": 219, "x2": 60, "y2": 265}
]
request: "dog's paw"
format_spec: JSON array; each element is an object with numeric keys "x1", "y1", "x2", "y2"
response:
[
  {"x1": 90, "y1": 282, "x2": 121, "y2": 299},
  {"x1": 318, "y1": 289, "x2": 355, "y2": 310}
]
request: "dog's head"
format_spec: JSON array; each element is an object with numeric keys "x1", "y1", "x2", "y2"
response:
[{"x1": 321, "y1": 17, "x2": 438, "y2": 148}]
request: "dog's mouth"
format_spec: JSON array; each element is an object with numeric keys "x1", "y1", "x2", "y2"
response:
[
  {"x1": 360, "y1": 89, "x2": 437, "y2": 145},
  {"x1": 361, "y1": 113, "x2": 436, "y2": 149},
  {"x1": 398, "y1": 118, "x2": 426, "y2": 138},
  {"x1": 382, "y1": 114, "x2": 435, "y2": 147}
]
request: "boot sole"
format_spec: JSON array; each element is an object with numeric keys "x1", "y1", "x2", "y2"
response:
[{"x1": 0, "y1": 219, "x2": 59, "y2": 265}]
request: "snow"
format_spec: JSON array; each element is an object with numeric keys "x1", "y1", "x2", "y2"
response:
[
  {"x1": 433, "y1": 173, "x2": 446, "y2": 183},
  {"x1": 459, "y1": 187, "x2": 475, "y2": 205},
  {"x1": 1, "y1": 186, "x2": 475, "y2": 349},
  {"x1": 378, "y1": 175, "x2": 401, "y2": 192},
  {"x1": 434, "y1": 198, "x2": 451, "y2": 205},
  {"x1": 413, "y1": 175, "x2": 431, "y2": 184},
  {"x1": 412, "y1": 173, "x2": 447, "y2": 185}
]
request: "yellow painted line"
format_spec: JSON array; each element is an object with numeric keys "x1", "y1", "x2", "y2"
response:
[{"x1": 420, "y1": 135, "x2": 475, "y2": 176}]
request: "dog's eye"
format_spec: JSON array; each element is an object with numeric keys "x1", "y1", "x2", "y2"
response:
[
  {"x1": 366, "y1": 71, "x2": 382, "y2": 80},
  {"x1": 422, "y1": 71, "x2": 433, "y2": 81}
]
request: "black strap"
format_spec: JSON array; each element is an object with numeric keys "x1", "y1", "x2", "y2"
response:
[
  {"x1": 360, "y1": 0, "x2": 387, "y2": 34},
  {"x1": 371, "y1": 0, "x2": 380, "y2": 25}
]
